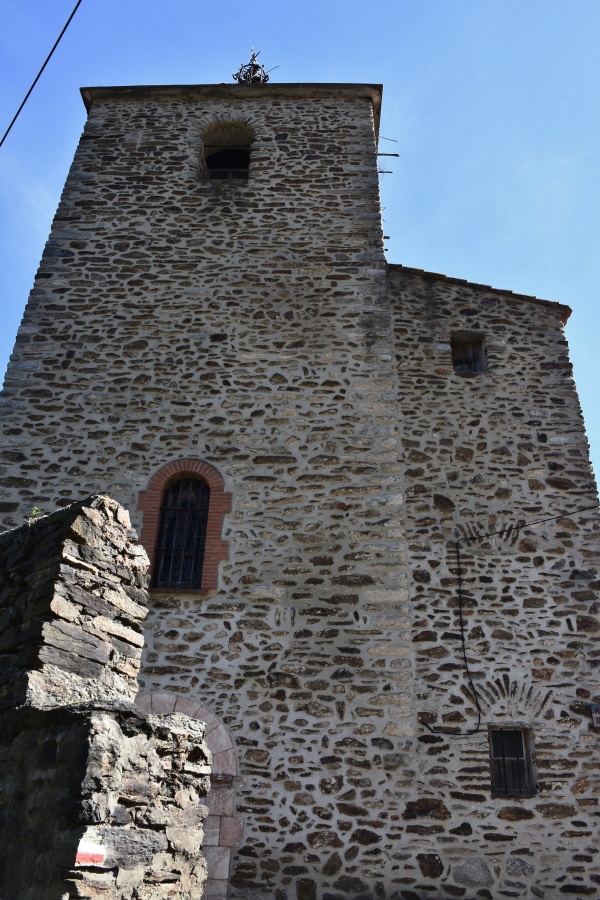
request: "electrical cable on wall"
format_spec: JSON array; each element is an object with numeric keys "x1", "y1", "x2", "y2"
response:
[
  {"x1": 421, "y1": 502, "x2": 599, "y2": 737},
  {"x1": 0, "y1": 0, "x2": 84, "y2": 150}
]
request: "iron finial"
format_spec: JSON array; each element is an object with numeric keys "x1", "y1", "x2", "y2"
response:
[{"x1": 232, "y1": 49, "x2": 270, "y2": 84}]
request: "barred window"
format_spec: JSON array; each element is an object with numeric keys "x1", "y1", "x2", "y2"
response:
[
  {"x1": 489, "y1": 728, "x2": 535, "y2": 796},
  {"x1": 152, "y1": 477, "x2": 210, "y2": 590}
]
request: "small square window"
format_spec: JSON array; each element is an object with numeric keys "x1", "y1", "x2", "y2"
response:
[
  {"x1": 205, "y1": 146, "x2": 250, "y2": 180},
  {"x1": 202, "y1": 122, "x2": 254, "y2": 182},
  {"x1": 489, "y1": 728, "x2": 535, "y2": 796},
  {"x1": 451, "y1": 335, "x2": 486, "y2": 374}
]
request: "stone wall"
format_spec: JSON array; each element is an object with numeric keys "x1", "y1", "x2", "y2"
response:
[
  {"x1": 0, "y1": 83, "x2": 389, "y2": 535},
  {"x1": 0, "y1": 494, "x2": 148, "y2": 708},
  {"x1": 0, "y1": 496, "x2": 211, "y2": 899},
  {"x1": 0, "y1": 80, "x2": 599, "y2": 898},
  {"x1": 0, "y1": 705, "x2": 210, "y2": 900},
  {"x1": 0, "y1": 85, "x2": 420, "y2": 897},
  {"x1": 391, "y1": 266, "x2": 600, "y2": 898}
]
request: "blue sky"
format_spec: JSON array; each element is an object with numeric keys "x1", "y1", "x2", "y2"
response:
[{"x1": 1, "y1": 0, "x2": 599, "y2": 485}]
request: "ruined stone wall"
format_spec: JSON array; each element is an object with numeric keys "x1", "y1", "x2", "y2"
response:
[
  {"x1": 0, "y1": 494, "x2": 147, "y2": 709},
  {"x1": 0, "y1": 86, "x2": 418, "y2": 897},
  {"x1": 0, "y1": 496, "x2": 211, "y2": 899},
  {"x1": 1, "y1": 705, "x2": 210, "y2": 900},
  {"x1": 390, "y1": 267, "x2": 600, "y2": 898}
]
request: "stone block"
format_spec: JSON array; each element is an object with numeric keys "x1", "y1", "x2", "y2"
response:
[
  {"x1": 220, "y1": 816, "x2": 243, "y2": 848},
  {"x1": 204, "y1": 846, "x2": 231, "y2": 881},
  {"x1": 453, "y1": 857, "x2": 494, "y2": 888},
  {"x1": 201, "y1": 816, "x2": 220, "y2": 849},
  {"x1": 207, "y1": 787, "x2": 235, "y2": 817},
  {"x1": 149, "y1": 692, "x2": 177, "y2": 715},
  {"x1": 203, "y1": 880, "x2": 229, "y2": 900},
  {"x1": 212, "y1": 748, "x2": 237, "y2": 776}
]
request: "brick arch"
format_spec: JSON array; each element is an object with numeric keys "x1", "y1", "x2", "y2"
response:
[
  {"x1": 135, "y1": 692, "x2": 242, "y2": 895},
  {"x1": 138, "y1": 459, "x2": 232, "y2": 591}
]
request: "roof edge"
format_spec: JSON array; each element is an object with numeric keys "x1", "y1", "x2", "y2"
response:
[
  {"x1": 80, "y1": 83, "x2": 383, "y2": 138},
  {"x1": 388, "y1": 263, "x2": 571, "y2": 325}
]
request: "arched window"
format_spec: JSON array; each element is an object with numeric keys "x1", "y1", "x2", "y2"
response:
[
  {"x1": 152, "y1": 477, "x2": 210, "y2": 590},
  {"x1": 202, "y1": 121, "x2": 254, "y2": 181},
  {"x1": 138, "y1": 459, "x2": 232, "y2": 592}
]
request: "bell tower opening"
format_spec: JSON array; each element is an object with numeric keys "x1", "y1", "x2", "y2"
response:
[{"x1": 202, "y1": 121, "x2": 254, "y2": 180}]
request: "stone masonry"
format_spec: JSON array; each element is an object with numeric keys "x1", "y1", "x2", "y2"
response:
[
  {"x1": 0, "y1": 81, "x2": 599, "y2": 898},
  {"x1": 0, "y1": 494, "x2": 148, "y2": 710},
  {"x1": 390, "y1": 267, "x2": 600, "y2": 897},
  {"x1": 0, "y1": 496, "x2": 211, "y2": 899}
]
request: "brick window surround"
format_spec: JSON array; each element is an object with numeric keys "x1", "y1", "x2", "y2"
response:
[{"x1": 138, "y1": 459, "x2": 232, "y2": 591}]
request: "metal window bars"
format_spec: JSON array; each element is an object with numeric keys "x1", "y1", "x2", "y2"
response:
[
  {"x1": 152, "y1": 478, "x2": 210, "y2": 590},
  {"x1": 490, "y1": 729, "x2": 532, "y2": 795}
]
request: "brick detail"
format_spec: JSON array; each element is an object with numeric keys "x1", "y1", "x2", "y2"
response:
[{"x1": 137, "y1": 459, "x2": 232, "y2": 591}]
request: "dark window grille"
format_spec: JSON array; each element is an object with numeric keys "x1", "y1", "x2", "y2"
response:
[
  {"x1": 152, "y1": 477, "x2": 210, "y2": 590},
  {"x1": 490, "y1": 729, "x2": 534, "y2": 796},
  {"x1": 205, "y1": 146, "x2": 250, "y2": 180},
  {"x1": 451, "y1": 337, "x2": 487, "y2": 374}
]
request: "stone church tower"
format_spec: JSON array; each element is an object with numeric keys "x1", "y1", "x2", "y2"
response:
[{"x1": 1, "y1": 79, "x2": 599, "y2": 898}]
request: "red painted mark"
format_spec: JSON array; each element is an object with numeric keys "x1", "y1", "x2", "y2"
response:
[{"x1": 76, "y1": 851, "x2": 105, "y2": 864}]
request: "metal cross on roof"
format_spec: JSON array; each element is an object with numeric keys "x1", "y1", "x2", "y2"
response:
[{"x1": 232, "y1": 50, "x2": 270, "y2": 84}]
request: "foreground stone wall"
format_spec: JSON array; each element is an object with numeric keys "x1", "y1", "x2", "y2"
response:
[
  {"x1": 0, "y1": 496, "x2": 211, "y2": 900},
  {"x1": 0, "y1": 705, "x2": 210, "y2": 900},
  {"x1": 391, "y1": 267, "x2": 600, "y2": 898},
  {"x1": 0, "y1": 495, "x2": 148, "y2": 709}
]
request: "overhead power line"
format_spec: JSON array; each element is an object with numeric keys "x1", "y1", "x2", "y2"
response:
[{"x1": 0, "y1": 0, "x2": 84, "y2": 150}]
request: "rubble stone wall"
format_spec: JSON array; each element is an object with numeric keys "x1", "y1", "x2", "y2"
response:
[
  {"x1": 0, "y1": 705, "x2": 210, "y2": 900},
  {"x1": 0, "y1": 85, "x2": 420, "y2": 897},
  {"x1": 0, "y1": 496, "x2": 211, "y2": 900},
  {"x1": 391, "y1": 267, "x2": 600, "y2": 898},
  {"x1": 0, "y1": 82, "x2": 599, "y2": 898},
  {"x1": 0, "y1": 495, "x2": 148, "y2": 709},
  {"x1": 0, "y1": 84, "x2": 388, "y2": 535},
  {"x1": 136, "y1": 690, "x2": 244, "y2": 900}
]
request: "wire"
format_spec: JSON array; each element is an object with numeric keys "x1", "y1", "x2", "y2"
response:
[
  {"x1": 379, "y1": 135, "x2": 442, "y2": 270},
  {"x1": 420, "y1": 537, "x2": 482, "y2": 738},
  {"x1": 0, "y1": 0, "x2": 84, "y2": 150},
  {"x1": 457, "y1": 505, "x2": 598, "y2": 547},
  {"x1": 421, "y1": 502, "x2": 598, "y2": 738},
  {"x1": 399, "y1": 154, "x2": 442, "y2": 271}
]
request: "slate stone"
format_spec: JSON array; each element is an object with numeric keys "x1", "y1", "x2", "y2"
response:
[
  {"x1": 453, "y1": 858, "x2": 494, "y2": 888},
  {"x1": 417, "y1": 853, "x2": 444, "y2": 877}
]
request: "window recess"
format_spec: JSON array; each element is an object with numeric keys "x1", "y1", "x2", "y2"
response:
[
  {"x1": 451, "y1": 334, "x2": 487, "y2": 375},
  {"x1": 205, "y1": 145, "x2": 250, "y2": 179},
  {"x1": 489, "y1": 728, "x2": 535, "y2": 796},
  {"x1": 152, "y1": 477, "x2": 210, "y2": 590},
  {"x1": 202, "y1": 121, "x2": 254, "y2": 181}
]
